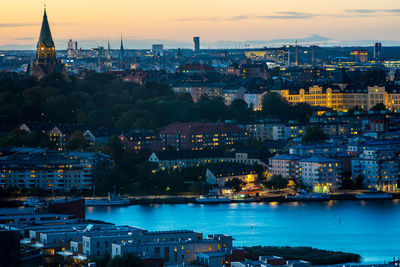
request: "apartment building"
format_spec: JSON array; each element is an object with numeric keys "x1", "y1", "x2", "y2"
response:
[{"x1": 351, "y1": 147, "x2": 399, "y2": 191}]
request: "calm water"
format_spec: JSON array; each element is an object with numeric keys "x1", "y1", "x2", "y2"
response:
[{"x1": 86, "y1": 200, "x2": 400, "y2": 263}]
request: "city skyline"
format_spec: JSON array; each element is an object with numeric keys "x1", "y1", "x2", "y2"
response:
[{"x1": 1, "y1": 0, "x2": 400, "y2": 49}]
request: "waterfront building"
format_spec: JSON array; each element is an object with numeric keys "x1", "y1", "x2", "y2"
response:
[
  {"x1": 160, "y1": 122, "x2": 248, "y2": 151},
  {"x1": 205, "y1": 164, "x2": 257, "y2": 186},
  {"x1": 351, "y1": 147, "x2": 399, "y2": 191},
  {"x1": 0, "y1": 149, "x2": 109, "y2": 192},
  {"x1": 28, "y1": 8, "x2": 67, "y2": 80},
  {"x1": 112, "y1": 231, "x2": 233, "y2": 266},
  {"x1": 297, "y1": 157, "x2": 341, "y2": 192},
  {"x1": 268, "y1": 154, "x2": 302, "y2": 179}
]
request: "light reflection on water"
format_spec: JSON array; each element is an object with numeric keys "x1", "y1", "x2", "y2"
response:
[{"x1": 86, "y1": 200, "x2": 400, "y2": 263}]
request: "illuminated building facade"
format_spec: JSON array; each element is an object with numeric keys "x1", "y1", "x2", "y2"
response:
[
  {"x1": 160, "y1": 122, "x2": 248, "y2": 151},
  {"x1": 297, "y1": 157, "x2": 341, "y2": 193},
  {"x1": 0, "y1": 150, "x2": 108, "y2": 192},
  {"x1": 351, "y1": 147, "x2": 399, "y2": 191},
  {"x1": 277, "y1": 85, "x2": 400, "y2": 112},
  {"x1": 205, "y1": 164, "x2": 257, "y2": 187}
]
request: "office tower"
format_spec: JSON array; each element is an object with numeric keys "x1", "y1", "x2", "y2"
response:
[
  {"x1": 193, "y1": 36, "x2": 200, "y2": 52},
  {"x1": 374, "y1": 42, "x2": 382, "y2": 60}
]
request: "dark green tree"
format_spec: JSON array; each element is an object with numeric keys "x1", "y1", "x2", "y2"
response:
[{"x1": 302, "y1": 125, "x2": 328, "y2": 144}]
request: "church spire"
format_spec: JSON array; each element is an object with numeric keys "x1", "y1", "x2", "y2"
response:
[
  {"x1": 38, "y1": 6, "x2": 54, "y2": 48},
  {"x1": 36, "y1": 6, "x2": 56, "y2": 61},
  {"x1": 119, "y1": 34, "x2": 125, "y2": 68}
]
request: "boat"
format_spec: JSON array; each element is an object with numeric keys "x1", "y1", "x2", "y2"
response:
[
  {"x1": 286, "y1": 190, "x2": 330, "y2": 201},
  {"x1": 196, "y1": 190, "x2": 231, "y2": 203},
  {"x1": 23, "y1": 197, "x2": 46, "y2": 207},
  {"x1": 86, "y1": 185, "x2": 130, "y2": 206},
  {"x1": 85, "y1": 194, "x2": 130, "y2": 206},
  {"x1": 355, "y1": 190, "x2": 393, "y2": 200}
]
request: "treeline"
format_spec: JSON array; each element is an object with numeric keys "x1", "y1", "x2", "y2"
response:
[
  {"x1": 0, "y1": 72, "x2": 252, "y2": 130},
  {"x1": 0, "y1": 72, "x2": 314, "y2": 132}
]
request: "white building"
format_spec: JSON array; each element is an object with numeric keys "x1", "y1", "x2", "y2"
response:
[
  {"x1": 298, "y1": 157, "x2": 341, "y2": 193},
  {"x1": 351, "y1": 147, "x2": 399, "y2": 191}
]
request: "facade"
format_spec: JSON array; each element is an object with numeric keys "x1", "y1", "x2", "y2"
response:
[
  {"x1": 0, "y1": 149, "x2": 109, "y2": 192},
  {"x1": 205, "y1": 164, "x2": 257, "y2": 187},
  {"x1": 149, "y1": 150, "x2": 266, "y2": 170},
  {"x1": 297, "y1": 157, "x2": 341, "y2": 192},
  {"x1": 268, "y1": 154, "x2": 302, "y2": 179},
  {"x1": 351, "y1": 147, "x2": 399, "y2": 191},
  {"x1": 193, "y1": 36, "x2": 200, "y2": 52},
  {"x1": 112, "y1": 231, "x2": 233, "y2": 266},
  {"x1": 272, "y1": 124, "x2": 306, "y2": 141},
  {"x1": 172, "y1": 82, "x2": 224, "y2": 102},
  {"x1": 278, "y1": 84, "x2": 400, "y2": 112},
  {"x1": 244, "y1": 91, "x2": 267, "y2": 111},
  {"x1": 160, "y1": 122, "x2": 248, "y2": 151},
  {"x1": 119, "y1": 131, "x2": 162, "y2": 152},
  {"x1": 222, "y1": 85, "x2": 246, "y2": 105},
  {"x1": 29, "y1": 8, "x2": 67, "y2": 80}
]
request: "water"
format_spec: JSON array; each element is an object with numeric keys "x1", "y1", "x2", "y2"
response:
[{"x1": 86, "y1": 200, "x2": 400, "y2": 263}]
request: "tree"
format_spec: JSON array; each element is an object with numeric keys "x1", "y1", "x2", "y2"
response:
[
  {"x1": 264, "y1": 175, "x2": 288, "y2": 189},
  {"x1": 225, "y1": 178, "x2": 245, "y2": 192},
  {"x1": 370, "y1": 103, "x2": 386, "y2": 112},
  {"x1": 262, "y1": 92, "x2": 290, "y2": 119},
  {"x1": 229, "y1": 99, "x2": 252, "y2": 122},
  {"x1": 302, "y1": 125, "x2": 328, "y2": 144},
  {"x1": 66, "y1": 131, "x2": 87, "y2": 150}
]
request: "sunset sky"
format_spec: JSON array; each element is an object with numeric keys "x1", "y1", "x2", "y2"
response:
[{"x1": 1, "y1": 0, "x2": 400, "y2": 49}]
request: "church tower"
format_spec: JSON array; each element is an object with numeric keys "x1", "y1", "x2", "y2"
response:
[
  {"x1": 29, "y1": 7, "x2": 67, "y2": 79},
  {"x1": 36, "y1": 7, "x2": 56, "y2": 63}
]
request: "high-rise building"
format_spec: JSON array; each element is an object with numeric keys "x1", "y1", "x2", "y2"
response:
[
  {"x1": 67, "y1": 38, "x2": 73, "y2": 50},
  {"x1": 28, "y1": 7, "x2": 67, "y2": 79},
  {"x1": 374, "y1": 42, "x2": 382, "y2": 60},
  {"x1": 193, "y1": 36, "x2": 200, "y2": 52},
  {"x1": 152, "y1": 44, "x2": 164, "y2": 56}
]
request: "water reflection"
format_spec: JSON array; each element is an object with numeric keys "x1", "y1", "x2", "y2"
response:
[{"x1": 86, "y1": 200, "x2": 400, "y2": 263}]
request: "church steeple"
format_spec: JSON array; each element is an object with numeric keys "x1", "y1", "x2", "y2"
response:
[
  {"x1": 119, "y1": 34, "x2": 125, "y2": 63},
  {"x1": 36, "y1": 6, "x2": 56, "y2": 62}
]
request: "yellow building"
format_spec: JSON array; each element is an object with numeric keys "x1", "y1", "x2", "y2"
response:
[{"x1": 276, "y1": 85, "x2": 400, "y2": 112}]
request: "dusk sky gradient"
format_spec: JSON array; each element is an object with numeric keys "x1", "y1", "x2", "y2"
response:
[{"x1": 1, "y1": 0, "x2": 400, "y2": 49}]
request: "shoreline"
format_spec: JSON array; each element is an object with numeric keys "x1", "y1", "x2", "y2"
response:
[{"x1": 2, "y1": 192, "x2": 400, "y2": 207}]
